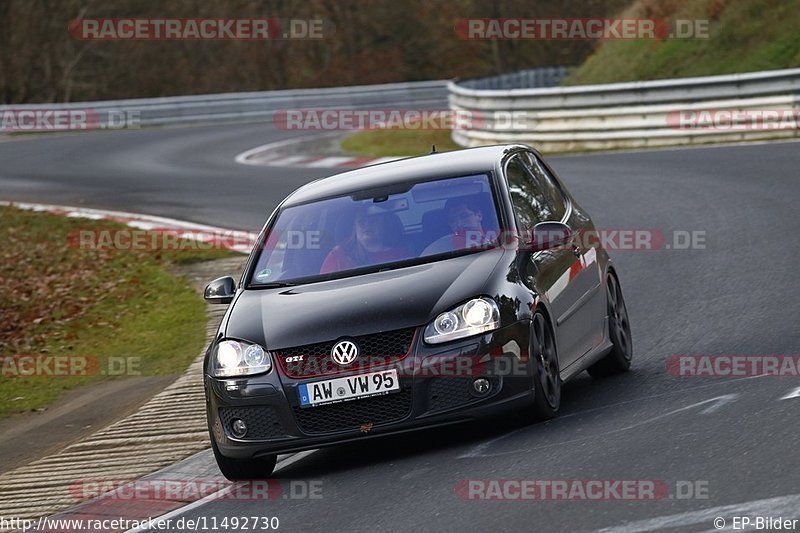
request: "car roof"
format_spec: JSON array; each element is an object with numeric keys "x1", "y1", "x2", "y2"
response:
[{"x1": 282, "y1": 144, "x2": 529, "y2": 206}]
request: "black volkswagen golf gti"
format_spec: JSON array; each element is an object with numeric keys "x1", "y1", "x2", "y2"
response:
[{"x1": 203, "y1": 144, "x2": 632, "y2": 479}]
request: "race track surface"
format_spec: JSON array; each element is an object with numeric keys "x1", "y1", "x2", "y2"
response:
[{"x1": 1, "y1": 126, "x2": 798, "y2": 532}]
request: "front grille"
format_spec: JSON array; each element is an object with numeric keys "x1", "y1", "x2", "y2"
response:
[
  {"x1": 426, "y1": 377, "x2": 500, "y2": 413},
  {"x1": 219, "y1": 406, "x2": 288, "y2": 440},
  {"x1": 292, "y1": 388, "x2": 413, "y2": 434},
  {"x1": 276, "y1": 328, "x2": 416, "y2": 378}
]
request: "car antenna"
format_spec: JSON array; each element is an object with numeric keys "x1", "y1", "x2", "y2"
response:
[{"x1": 430, "y1": 144, "x2": 437, "y2": 154}]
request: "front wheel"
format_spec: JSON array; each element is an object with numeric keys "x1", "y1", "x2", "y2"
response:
[
  {"x1": 587, "y1": 272, "x2": 633, "y2": 378},
  {"x1": 527, "y1": 311, "x2": 561, "y2": 421},
  {"x1": 210, "y1": 432, "x2": 277, "y2": 481}
]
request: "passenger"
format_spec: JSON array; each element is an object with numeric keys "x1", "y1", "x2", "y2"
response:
[{"x1": 422, "y1": 196, "x2": 491, "y2": 255}]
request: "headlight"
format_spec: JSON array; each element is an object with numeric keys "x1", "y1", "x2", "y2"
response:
[
  {"x1": 424, "y1": 297, "x2": 500, "y2": 344},
  {"x1": 212, "y1": 339, "x2": 271, "y2": 377}
]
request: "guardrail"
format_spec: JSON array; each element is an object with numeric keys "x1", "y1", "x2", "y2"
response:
[
  {"x1": 448, "y1": 68, "x2": 800, "y2": 152},
  {"x1": 0, "y1": 80, "x2": 448, "y2": 129}
]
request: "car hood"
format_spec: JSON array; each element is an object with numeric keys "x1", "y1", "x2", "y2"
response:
[{"x1": 224, "y1": 250, "x2": 506, "y2": 350}]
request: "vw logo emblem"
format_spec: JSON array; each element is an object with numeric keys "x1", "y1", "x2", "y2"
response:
[{"x1": 331, "y1": 340, "x2": 359, "y2": 366}]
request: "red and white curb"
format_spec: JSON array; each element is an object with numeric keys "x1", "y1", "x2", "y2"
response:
[
  {"x1": 234, "y1": 135, "x2": 399, "y2": 169},
  {"x1": 0, "y1": 201, "x2": 256, "y2": 254}
]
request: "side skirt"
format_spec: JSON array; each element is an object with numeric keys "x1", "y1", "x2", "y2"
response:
[{"x1": 558, "y1": 315, "x2": 613, "y2": 382}]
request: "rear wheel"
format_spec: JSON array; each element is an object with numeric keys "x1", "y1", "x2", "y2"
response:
[
  {"x1": 210, "y1": 432, "x2": 277, "y2": 481},
  {"x1": 587, "y1": 272, "x2": 632, "y2": 378},
  {"x1": 527, "y1": 311, "x2": 561, "y2": 421}
]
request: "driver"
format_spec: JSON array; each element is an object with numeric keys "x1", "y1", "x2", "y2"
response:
[{"x1": 320, "y1": 206, "x2": 409, "y2": 274}]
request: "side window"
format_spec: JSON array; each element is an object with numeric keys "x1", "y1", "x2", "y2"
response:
[
  {"x1": 505, "y1": 156, "x2": 550, "y2": 229},
  {"x1": 523, "y1": 152, "x2": 568, "y2": 221}
]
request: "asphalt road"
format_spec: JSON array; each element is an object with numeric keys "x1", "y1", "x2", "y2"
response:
[{"x1": 1, "y1": 126, "x2": 799, "y2": 532}]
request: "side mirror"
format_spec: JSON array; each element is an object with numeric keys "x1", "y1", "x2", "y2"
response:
[
  {"x1": 204, "y1": 276, "x2": 237, "y2": 304},
  {"x1": 530, "y1": 221, "x2": 572, "y2": 252}
]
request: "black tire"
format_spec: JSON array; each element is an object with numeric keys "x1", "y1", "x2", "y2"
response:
[
  {"x1": 587, "y1": 272, "x2": 633, "y2": 378},
  {"x1": 210, "y1": 433, "x2": 277, "y2": 481},
  {"x1": 527, "y1": 311, "x2": 561, "y2": 421}
]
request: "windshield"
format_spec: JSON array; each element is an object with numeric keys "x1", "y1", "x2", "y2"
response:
[{"x1": 249, "y1": 173, "x2": 501, "y2": 285}]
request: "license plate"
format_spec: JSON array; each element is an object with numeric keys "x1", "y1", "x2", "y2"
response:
[{"x1": 298, "y1": 369, "x2": 399, "y2": 407}]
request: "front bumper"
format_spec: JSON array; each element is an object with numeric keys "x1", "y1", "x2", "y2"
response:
[{"x1": 205, "y1": 321, "x2": 532, "y2": 459}]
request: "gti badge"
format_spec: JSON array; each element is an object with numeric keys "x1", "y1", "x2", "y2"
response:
[{"x1": 331, "y1": 339, "x2": 359, "y2": 366}]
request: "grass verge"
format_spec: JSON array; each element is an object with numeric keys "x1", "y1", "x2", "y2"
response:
[
  {"x1": 340, "y1": 128, "x2": 461, "y2": 158},
  {"x1": 0, "y1": 206, "x2": 236, "y2": 418}
]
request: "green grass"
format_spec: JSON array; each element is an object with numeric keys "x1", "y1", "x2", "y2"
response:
[
  {"x1": 565, "y1": 0, "x2": 800, "y2": 85},
  {"x1": 0, "y1": 206, "x2": 236, "y2": 417},
  {"x1": 340, "y1": 128, "x2": 461, "y2": 158}
]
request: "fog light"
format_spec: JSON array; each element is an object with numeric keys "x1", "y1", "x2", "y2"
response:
[
  {"x1": 231, "y1": 418, "x2": 248, "y2": 438},
  {"x1": 472, "y1": 378, "x2": 491, "y2": 395}
]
